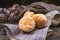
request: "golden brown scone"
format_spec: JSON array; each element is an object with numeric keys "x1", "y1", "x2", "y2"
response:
[
  {"x1": 19, "y1": 16, "x2": 35, "y2": 32},
  {"x1": 24, "y1": 11, "x2": 35, "y2": 17},
  {"x1": 32, "y1": 14, "x2": 47, "y2": 29}
]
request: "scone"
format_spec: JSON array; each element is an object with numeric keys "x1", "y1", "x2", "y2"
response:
[
  {"x1": 24, "y1": 11, "x2": 34, "y2": 17},
  {"x1": 32, "y1": 14, "x2": 47, "y2": 29},
  {"x1": 19, "y1": 16, "x2": 35, "y2": 32}
]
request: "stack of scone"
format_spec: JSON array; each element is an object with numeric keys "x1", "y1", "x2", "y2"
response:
[{"x1": 19, "y1": 11, "x2": 48, "y2": 32}]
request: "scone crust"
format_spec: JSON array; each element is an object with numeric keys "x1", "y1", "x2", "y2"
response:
[
  {"x1": 32, "y1": 14, "x2": 47, "y2": 28},
  {"x1": 24, "y1": 11, "x2": 34, "y2": 17},
  {"x1": 19, "y1": 16, "x2": 35, "y2": 32}
]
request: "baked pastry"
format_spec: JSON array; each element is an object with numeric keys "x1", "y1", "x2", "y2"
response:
[
  {"x1": 32, "y1": 14, "x2": 47, "y2": 29},
  {"x1": 19, "y1": 16, "x2": 35, "y2": 32},
  {"x1": 24, "y1": 11, "x2": 35, "y2": 17}
]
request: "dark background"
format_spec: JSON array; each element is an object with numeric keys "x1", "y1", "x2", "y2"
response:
[{"x1": 0, "y1": 0, "x2": 60, "y2": 8}]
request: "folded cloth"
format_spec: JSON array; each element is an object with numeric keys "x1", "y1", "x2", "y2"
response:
[{"x1": 2, "y1": 10, "x2": 60, "y2": 40}]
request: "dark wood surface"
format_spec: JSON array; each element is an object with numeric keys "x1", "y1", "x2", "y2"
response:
[
  {"x1": 0, "y1": 26, "x2": 9, "y2": 40},
  {"x1": 46, "y1": 24, "x2": 60, "y2": 40}
]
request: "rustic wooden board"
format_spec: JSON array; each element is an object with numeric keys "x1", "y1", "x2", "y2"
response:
[{"x1": 0, "y1": 25, "x2": 9, "y2": 40}]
